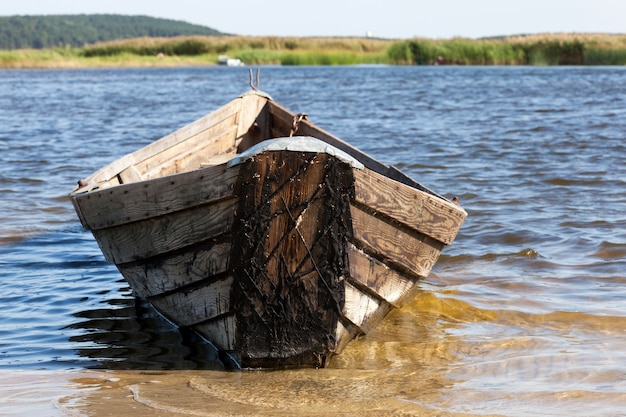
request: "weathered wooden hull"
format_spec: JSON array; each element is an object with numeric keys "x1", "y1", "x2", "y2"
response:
[{"x1": 70, "y1": 91, "x2": 466, "y2": 368}]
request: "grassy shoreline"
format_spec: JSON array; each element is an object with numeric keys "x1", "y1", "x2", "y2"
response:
[{"x1": 1, "y1": 33, "x2": 626, "y2": 68}]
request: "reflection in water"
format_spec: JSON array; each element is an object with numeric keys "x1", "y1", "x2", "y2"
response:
[
  {"x1": 56, "y1": 292, "x2": 471, "y2": 417},
  {"x1": 66, "y1": 296, "x2": 228, "y2": 371},
  {"x1": 57, "y1": 286, "x2": 477, "y2": 416},
  {"x1": 55, "y1": 274, "x2": 626, "y2": 417}
]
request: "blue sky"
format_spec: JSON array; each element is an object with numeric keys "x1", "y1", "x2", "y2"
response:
[{"x1": 2, "y1": 0, "x2": 625, "y2": 39}]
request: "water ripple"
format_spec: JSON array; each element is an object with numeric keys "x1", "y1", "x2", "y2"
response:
[{"x1": 2, "y1": 66, "x2": 626, "y2": 416}]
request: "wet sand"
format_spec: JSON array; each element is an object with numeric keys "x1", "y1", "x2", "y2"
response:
[{"x1": 2, "y1": 369, "x2": 501, "y2": 417}]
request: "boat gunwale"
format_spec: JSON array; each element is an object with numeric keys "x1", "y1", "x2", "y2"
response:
[{"x1": 70, "y1": 91, "x2": 464, "y2": 212}]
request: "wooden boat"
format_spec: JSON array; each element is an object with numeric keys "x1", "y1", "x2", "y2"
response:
[{"x1": 70, "y1": 88, "x2": 466, "y2": 369}]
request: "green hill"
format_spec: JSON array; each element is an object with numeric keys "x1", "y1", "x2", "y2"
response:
[{"x1": 0, "y1": 14, "x2": 225, "y2": 49}]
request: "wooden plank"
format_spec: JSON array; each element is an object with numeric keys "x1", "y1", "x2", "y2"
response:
[
  {"x1": 70, "y1": 195, "x2": 90, "y2": 229},
  {"x1": 230, "y1": 151, "x2": 353, "y2": 364},
  {"x1": 77, "y1": 97, "x2": 243, "y2": 188},
  {"x1": 74, "y1": 164, "x2": 239, "y2": 230},
  {"x1": 341, "y1": 281, "x2": 392, "y2": 334},
  {"x1": 143, "y1": 125, "x2": 237, "y2": 178},
  {"x1": 349, "y1": 204, "x2": 443, "y2": 277},
  {"x1": 147, "y1": 126, "x2": 238, "y2": 178},
  {"x1": 194, "y1": 315, "x2": 237, "y2": 351},
  {"x1": 333, "y1": 320, "x2": 358, "y2": 354},
  {"x1": 353, "y1": 168, "x2": 466, "y2": 245},
  {"x1": 92, "y1": 198, "x2": 236, "y2": 264},
  {"x1": 138, "y1": 115, "x2": 239, "y2": 179},
  {"x1": 95, "y1": 177, "x2": 121, "y2": 191},
  {"x1": 118, "y1": 164, "x2": 143, "y2": 184},
  {"x1": 77, "y1": 153, "x2": 138, "y2": 190},
  {"x1": 149, "y1": 275, "x2": 234, "y2": 327},
  {"x1": 236, "y1": 92, "x2": 272, "y2": 140},
  {"x1": 270, "y1": 126, "x2": 286, "y2": 140},
  {"x1": 236, "y1": 95, "x2": 272, "y2": 151},
  {"x1": 130, "y1": 98, "x2": 242, "y2": 169},
  {"x1": 201, "y1": 154, "x2": 236, "y2": 167},
  {"x1": 117, "y1": 239, "x2": 232, "y2": 298},
  {"x1": 124, "y1": 94, "x2": 265, "y2": 181},
  {"x1": 346, "y1": 243, "x2": 418, "y2": 307}
]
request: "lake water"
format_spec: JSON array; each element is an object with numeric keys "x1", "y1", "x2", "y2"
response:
[{"x1": 1, "y1": 65, "x2": 625, "y2": 416}]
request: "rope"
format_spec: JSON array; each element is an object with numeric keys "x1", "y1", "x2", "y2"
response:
[{"x1": 289, "y1": 113, "x2": 308, "y2": 136}]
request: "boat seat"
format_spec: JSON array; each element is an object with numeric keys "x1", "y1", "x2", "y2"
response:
[{"x1": 118, "y1": 165, "x2": 144, "y2": 184}]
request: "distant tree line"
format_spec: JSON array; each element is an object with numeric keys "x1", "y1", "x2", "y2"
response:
[{"x1": 0, "y1": 14, "x2": 224, "y2": 49}]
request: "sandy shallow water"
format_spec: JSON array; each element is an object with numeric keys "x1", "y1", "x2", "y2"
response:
[{"x1": 2, "y1": 369, "x2": 503, "y2": 417}]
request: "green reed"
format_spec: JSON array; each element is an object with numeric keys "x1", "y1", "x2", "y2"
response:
[
  {"x1": 72, "y1": 36, "x2": 391, "y2": 67},
  {"x1": 584, "y1": 48, "x2": 626, "y2": 65},
  {"x1": 80, "y1": 36, "x2": 390, "y2": 57},
  {"x1": 386, "y1": 36, "x2": 610, "y2": 65},
  {"x1": 387, "y1": 38, "x2": 521, "y2": 65},
  {"x1": 386, "y1": 34, "x2": 626, "y2": 66},
  {"x1": 4, "y1": 34, "x2": 626, "y2": 68},
  {"x1": 76, "y1": 36, "x2": 392, "y2": 66},
  {"x1": 279, "y1": 51, "x2": 387, "y2": 65}
]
